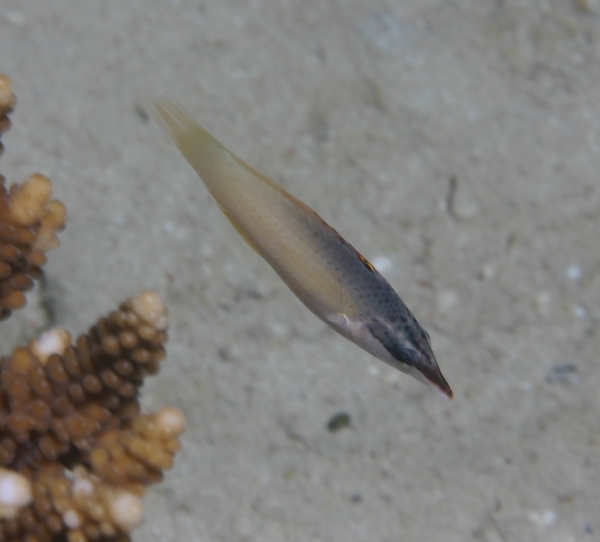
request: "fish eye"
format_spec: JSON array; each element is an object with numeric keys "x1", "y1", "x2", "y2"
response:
[
  {"x1": 367, "y1": 321, "x2": 420, "y2": 368},
  {"x1": 391, "y1": 344, "x2": 421, "y2": 368}
]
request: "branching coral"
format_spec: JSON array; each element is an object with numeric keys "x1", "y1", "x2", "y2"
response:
[
  {"x1": 0, "y1": 75, "x2": 66, "y2": 321},
  {"x1": 0, "y1": 75, "x2": 185, "y2": 542}
]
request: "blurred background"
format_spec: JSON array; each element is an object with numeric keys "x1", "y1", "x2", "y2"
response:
[{"x1": 1, "y1": 0, "x2": 599, "y2": 540}]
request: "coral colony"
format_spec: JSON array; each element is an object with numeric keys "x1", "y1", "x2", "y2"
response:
[{"x1": 0, "y1": 74, "x2": 185, "y2": 542}]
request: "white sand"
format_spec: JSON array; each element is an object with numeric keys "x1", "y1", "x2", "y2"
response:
[{"x1": 1, "y1": 1, "x2": 598, "y2": 540}]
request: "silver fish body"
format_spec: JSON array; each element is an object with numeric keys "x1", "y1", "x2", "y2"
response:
[{"x1": 153, "y1": 100, "x2": 452, "y2": 398}]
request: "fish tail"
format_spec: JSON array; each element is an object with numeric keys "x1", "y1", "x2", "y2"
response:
[
  {"x1": 152, "y1": 98, "x2": 225, "y2": 167},
  {"x1": 153, "y1": 98, "x2": 263, "y2": 253}
]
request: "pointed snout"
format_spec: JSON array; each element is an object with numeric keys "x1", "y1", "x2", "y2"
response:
[{"x1": 420, "y1": 363, "x2": 453, "y2": 399}]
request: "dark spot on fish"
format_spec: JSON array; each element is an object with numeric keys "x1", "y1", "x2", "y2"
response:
[{"x1": 368, "y1": 321, "x2": 413, "y2": 365}]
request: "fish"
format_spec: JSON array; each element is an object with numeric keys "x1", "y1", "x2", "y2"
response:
[{"x1": 153, "y1": 100, "x2": 453, "y2": 398}]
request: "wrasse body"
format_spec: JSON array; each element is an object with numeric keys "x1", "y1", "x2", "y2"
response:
[{"x1": 153, "y1": 101, "x2": 452, "y2": 398}]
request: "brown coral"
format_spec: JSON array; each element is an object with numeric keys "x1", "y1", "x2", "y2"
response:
[
  {"x1": 0, "y1": 295, "x2": 184, "y2": 542},
  {"x1": 0, "y1": 292, "x2": 170, "y2": 476},
  {"x1": 0, "y1": 75, "x2": 66, "y2": 320},
  {"x1": 0, "y1": 75, "x2": 186, "y2": 542},
  {"x1": 0, "y1": 75, "x2": 16, "y2": 157}
]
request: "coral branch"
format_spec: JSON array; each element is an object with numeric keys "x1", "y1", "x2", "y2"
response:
[
  {"x1": 0, "y1": 75, "x2": 16, "y2": 158},
  {"x1": 0, "y1": 74, "x2": 186, "y2": 541},
  {"x1": 0, "y1": 75, "x2": 66, "y2": 320},
  {"x1": 0, "y1": 291, "x2": 170, "y2": 475},
  {"x1": 0, "y1": 468, "x2": 31, "y2": 520},
  {"x1": 0, "y1": 293, "x2": 185, "y2": 542}
]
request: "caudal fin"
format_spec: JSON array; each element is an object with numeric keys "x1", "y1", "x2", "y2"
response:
[{"x1": 152, "y1": 98, "x2": 222, "y2": 162}]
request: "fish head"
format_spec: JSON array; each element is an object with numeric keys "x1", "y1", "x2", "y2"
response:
[
  {"x1": 367, "y1": 315, "x2": 452, "y2": 398},
  {"x1": 329, "y1": 313, "x2": 453, "y2": 398}
]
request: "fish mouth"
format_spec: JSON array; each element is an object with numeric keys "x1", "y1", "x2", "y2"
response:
[
  {"x1": 417, "y1": 363, "x2": 453, "y2": 399},
  {"x1": 367, "y1": 319, "x2": 453, "y2": 399}
]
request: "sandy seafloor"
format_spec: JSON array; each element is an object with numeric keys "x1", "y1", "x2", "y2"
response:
[{"x1": 1, "y1": 1, "x2": 600, "y2": 541}]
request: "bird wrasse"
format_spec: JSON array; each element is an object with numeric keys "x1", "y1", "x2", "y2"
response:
[{"x1": 153, "y1": 100, "x2": 452, "y2": 398}]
